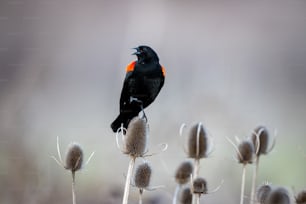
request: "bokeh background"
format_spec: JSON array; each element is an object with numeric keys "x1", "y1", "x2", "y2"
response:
[{"x1": 0, "y1": 0, "x2": 305, "y2": 203}]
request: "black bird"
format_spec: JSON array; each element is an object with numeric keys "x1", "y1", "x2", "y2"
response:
[{"x1": 111, "y1": 45, "x2": 165, "y2": 132}]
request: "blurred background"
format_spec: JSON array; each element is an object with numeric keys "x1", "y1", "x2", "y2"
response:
[{"x1": 0, "y1": 0, "x2": 305, "y2": 203}]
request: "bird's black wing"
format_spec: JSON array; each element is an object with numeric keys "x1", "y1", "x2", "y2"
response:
[{"x1": 119, "y1": 71, "x2": 133, "y2": 111}]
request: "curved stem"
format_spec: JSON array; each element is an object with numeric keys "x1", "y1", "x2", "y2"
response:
[{"x1": 122, "y1": 157, "x2": 136, "y2": 204}]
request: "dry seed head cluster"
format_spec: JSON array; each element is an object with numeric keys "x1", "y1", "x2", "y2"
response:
[
  {"x1": 124, "y1": 117, "x2": 148, "y2": 157},
  {"x1": 65, "y1": 143, "x2": 83, "y2": 172},
  {"x1": 266, "y1": 187, "x2": 290, "y2": 204},
  {"x1": 188, "y1": 123, "x2": 209, "y2": 159},
  {"x1": 295, "y1": 189, "x2": 306, "y2": 204},
  {"x1": 192, "y1": 177, "x2": 207, "y2": 195},
  {"x1": 134, "y1": 163, "x2": 152, "y2": 189},
  {"x1": 251, "y1": 126, "x2": 270, "y2": 156},
  {"x1": 175, "y1": 161, "x2": 193, "y2": 185},
  {"x1": 257, "y1": 183, "x2": 272, "y2": 204},
  {"x1": 180, "y1": 187, "x2": 192, "y2": 204},
  {"x1": 237, "y1": 140, "x2": 254, "y2": 164}
]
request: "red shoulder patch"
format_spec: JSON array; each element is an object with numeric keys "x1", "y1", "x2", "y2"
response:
[
  {"x1": 161, "y1": 65, "x2": 166, "y2": 77},
  {"x1": 126, "y1": 61, "x2": 136, "y2": 73}
]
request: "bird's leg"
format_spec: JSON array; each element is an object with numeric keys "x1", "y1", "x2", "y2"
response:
[{"x1": 129, "y1": 97, "x2": 147, "y2": 122}]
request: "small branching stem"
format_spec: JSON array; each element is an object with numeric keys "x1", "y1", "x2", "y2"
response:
[
  {"x1": 240, "y1": 165, "x2": 247, "y2": 204},
  {"x1": 250, "y1": 156, "x2": 260, "y2": 204},
  {"x1": 122, "y1": 157, "x2": 136, "y2": 204}
]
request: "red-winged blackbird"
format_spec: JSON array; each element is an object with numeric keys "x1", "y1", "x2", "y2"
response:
[{"x1": 111, "y1": 45, "x2": 165, "y2": 132}]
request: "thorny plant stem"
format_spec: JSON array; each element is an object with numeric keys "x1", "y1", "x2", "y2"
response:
[
  {"x1": 240, "y1": 165, "x2": 247, "y2": 204},
  {"x1": 192, "y1": 159, "x2": 200, "y2": 204},
  {"x1": 72, "y1": 171, "x2": 76, "y2": 204},
  {"x1": 250, "y1": 156, "x2": 260, "y2": 204},
  {"x1": 196, "y1": 194, "x2": 200, "y2": 204},
  {"x1": 122, "y1": 157, "x2": 136, "y2": 204},
  {"x1": 172, "y1": 185, "x2": 180, "y2": 204},
  {"x1": 138, "y1": 189, "x2": 143, "y2": 204}
]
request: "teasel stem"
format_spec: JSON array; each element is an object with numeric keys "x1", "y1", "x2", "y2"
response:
[
  {"x1": 240, "y1": 165, "x2": 247, "y2": 204},
  {"x1": 172, "y1": 185, "x2": 180, "y2": 204},
  {"x1": 192, "y1": 123, "x2": 202, "y2": 204},
  {"x1": 250, "y1": 156, "x2": 260, "y2": 204},
  {"x1": 195, "y1": 194, "x2": 200, "y2": 204},
  {"x1": 138, "y1": 189, "x2": 143, "y2": 204},
  {"x1": 72, "y1": 171, "x2": 76, "y2": 204},
  {"x1": 191, "y1": 159, "x2": 200, "y2": 204},
  {"x1": 122, "y1": 157, "x2": 136, "y2": 204}
]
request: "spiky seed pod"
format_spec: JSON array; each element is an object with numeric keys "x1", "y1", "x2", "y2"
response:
[
  {"x1": 175, "y1": 161, "x2": 193, "y2": 185},
  {"x1": 65, "y1": 143, "x2": 83, "y2": 172},
  {"x1": 257, "y1": 183, "x2": 272, "y2": 204},
  {"x1": 124, "y1": 117, "x2": 148, "y2": 157},
  {"x1": 251, "y1": 126, "x2": 269, "y2": 156},
  {"x1": 180, "y1": 187, "x2": 192, "y2": 204},
  {"x1": 134, "y1": 163, "x2": 152, "y2": 189},
  {"x1": 267, "y1": 187, "x2": 290, "y2": 204},
  {"x1": 192, "y1": 177, "x2": 207, "y2": 195},
  {"x1": 188, "y1": 123, "x2": 209, "y2": 159},
  {"x1": 295, "y1": 189, "x2": 306, "y2": 204},
  {"x1": 237, "y1": 140, "x2": 254, "y2": 164}
]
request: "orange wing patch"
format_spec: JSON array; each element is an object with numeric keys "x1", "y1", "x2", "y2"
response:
[
  {"x1": 126, "y1": 61, "x2": 136, "y2": 73},
  {"x1": 161, "y1": 65, "x2": 166, "y2": 77}
]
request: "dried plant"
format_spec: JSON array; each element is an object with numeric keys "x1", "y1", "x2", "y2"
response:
[
  {"x1": 227, "y1": 136, "x2": 255, "y2": 204},
  {"x1": 51, "y1": 137, "x2": 94, "y2": 204},
  {"x1": 295, "y1": 189, "x2": 306, "y2": 204},
  {"x1": 116, "y1": 117, "x2": 167, "y2": 204},
  {"x1": 173, "y1": 161, "x2": 194, "y2": 204},
  {"x1": 250, "y1": 126, "x2": 276, "y2": 204}
]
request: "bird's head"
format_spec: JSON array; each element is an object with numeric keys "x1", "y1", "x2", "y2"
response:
[{"x1": 132, "y1": 45, "x2": 159, "y2": 64}]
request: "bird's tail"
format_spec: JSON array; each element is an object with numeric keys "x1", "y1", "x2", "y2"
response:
[{"x1": 111, "y1": 112, "x2": 139, "y2": 133}]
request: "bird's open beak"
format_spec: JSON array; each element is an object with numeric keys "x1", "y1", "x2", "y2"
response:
[{"x1": 132, "y1": 47, "x2": 141, "y2": 55}]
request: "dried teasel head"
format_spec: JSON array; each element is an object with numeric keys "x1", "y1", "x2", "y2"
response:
[
  {"x1": 192, "y1": 177, "x2": 208, "y2": 195},
  {"x1": 124, "y1": 117, "x2": 148, "y2": 158},
  {"x1": 295, "y1": 189, "x2": 306, "y2": 204},
  {"x1": 251, "y1": 126, "x2": 271, "y2": 156},
  {"x1": 180, "y1": 187, "x2": 192, "y2": 204},
  {"x1": 175, "y1": 161, "x2": 193, "y2": 185},
  {"x1": 187, "y1": 123, "x2": 211, "y2": 159},
  {"x1": 267, "y1": 187, "x2": 290, "y2": 204},
  {"x1": 134, "y1": 162, "x2": 152, "y2": 189},
  {"x1": 237, "y1": 140, "x2": 255, "y2": 165},
  {"x1": 65, "y1": 143, "x2": 83, "y2": 172},
  {"x1": 257, "y1": 183, "x2": 272, "y2": 204}
]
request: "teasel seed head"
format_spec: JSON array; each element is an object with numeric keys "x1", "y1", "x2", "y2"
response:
[
  {"x1": 134, "y1": 162, "x2": 152, "y2": 189},
  {"x1": 257, "y1": 183, "x2": 272, "y2": 204},
  {"x1": 192, "y1": 177, "x2": 208, "y2": 195},
  {"x1": 65, "y1": 143, "x2": 83, "y2": 172},
  {"x1": 180, "y1": 187, "x2": 192, "y2": 204},
  {"x1": 187, "y1": 123, "x2": 209, "y2": 159},
  {"x1": 251, "y1": 126, "x2": 270, "y2": 156},
  {"x1": 237, "y1": 140, "x2": 255, "y2": 164},
  {"x1": 295, "y1": 189, "x2": 306, "y2": 204},
  {"x1": 175, "y1": 161, "x2": 193, "y2": 185},
  {"x1": 124, "y1": 117, "x2": 148, "y2": 158},
  {"x1": 267, "y1": 187, "x2": 290, "y2": 204}
]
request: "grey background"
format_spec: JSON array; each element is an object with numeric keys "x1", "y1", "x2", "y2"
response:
[{"x1": 0, "y1": 0, "x2": 305, "y2": 203}]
